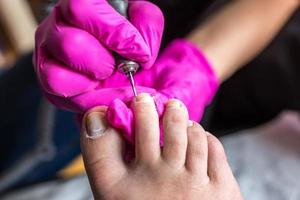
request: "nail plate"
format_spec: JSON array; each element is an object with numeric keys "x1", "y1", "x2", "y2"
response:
[
  {"x1": 85, "y1": 112, "x2": 108, "y2": 139},
  {"x1": 135, "y1": 93, "x2": 153, "y2": 103},
  {"x1": 167, "y1": 99, "x2": 182, "y2": 109}
]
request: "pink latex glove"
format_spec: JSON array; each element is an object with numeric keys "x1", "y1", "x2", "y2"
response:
[
  {"x1": 34, "y1": 0, "x2": 164, "y2": 86},
  {"x1": 36, "y1": 36, "x2": 219, "y2": 144},
  {"x1": 106, "y1": 39, "x2": 219, "y2": 144}
]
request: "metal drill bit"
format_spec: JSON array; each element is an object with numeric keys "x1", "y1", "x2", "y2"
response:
[
  {"x1": 118, "y1": 60, "x2": 139, "y2": 97},
  {"x1": 108, "y1": 0, "x2": 139, "y2": 97},
  {"x1": 128, "y1": 72, "x2": 138, "y2": 97}
]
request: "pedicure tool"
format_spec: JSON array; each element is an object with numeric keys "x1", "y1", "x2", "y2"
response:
[{"x1": 108, "y1": 0, "x2": 138, "y2": 97}]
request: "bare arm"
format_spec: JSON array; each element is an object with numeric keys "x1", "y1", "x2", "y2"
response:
[{"x1": 187, "y1": 0, "x2": 299, "y2": 82}]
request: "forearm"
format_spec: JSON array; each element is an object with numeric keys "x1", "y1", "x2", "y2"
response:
[{"x1": 187, "y1": 0, "x2": 299, "y2": 82}]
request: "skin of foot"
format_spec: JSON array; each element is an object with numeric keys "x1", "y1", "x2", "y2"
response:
[{"x1": 80, "y1": 93, "x2": 244, "y2": 200}]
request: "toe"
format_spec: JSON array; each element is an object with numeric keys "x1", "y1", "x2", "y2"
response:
[
  {"x1": 162, "y1": 99, "x2": 189, "y2": 168},
  {"x1": 207, "y1": 133, "x2": 232, "y2": 183},
  {"x1": 80, "y1": 106, "x2": 127, "y2": 192},
  {"x1": 133, "y1": 93, "x2": 161, "y2": 166},
  {"x1": 185, "y1": 121, "x2": 208, "y2": 177}
]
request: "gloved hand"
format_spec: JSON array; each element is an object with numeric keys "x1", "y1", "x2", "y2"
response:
[
  {"x1": 40, "y1": 39, "x2": 218, "y2": 144},
  {"x1": 106, "y1": 39, "x2": 219, "y2": 144},
  {"x1": 33, "y1": 0, "x2": 164, "y2": 92},
  {"x1": 33, "y1": 1, "x2": 218, "y2": 145}
]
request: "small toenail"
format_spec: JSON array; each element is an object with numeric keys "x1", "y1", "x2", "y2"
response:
[
  {"x1": 167, "y1": 99, "x2": 182, "y2": 109},
  {"x1": 188, "y1": 120, "x2": 194, "y2": 127},
  {"x1": 135, "y1": 93, "x2": 153, "y2": 103}
]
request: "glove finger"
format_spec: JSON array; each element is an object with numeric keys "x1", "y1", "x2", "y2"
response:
[
  {"x1": 142, "y1": 40, "x2": 219, "y2": 121},
  {"x1": 38, "y1": 54, "x2": 99, "y2": 98},
  {"x1": 59, "y1": 0, "x2": 151, "y2": 63},
  {"x1": 107, "y1": 99, "x2": 134, "y2": 143},
  {"x1": 128, "y1": 1, "x2": 164, "y2": 69},
  {"x1": 44, "y1": 8, "x2": 115, "y2": 80}
]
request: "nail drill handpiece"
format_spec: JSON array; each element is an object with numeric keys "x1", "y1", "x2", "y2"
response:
[{"x1": 108, "y1": 0, "x2": 139, "y2": 97}]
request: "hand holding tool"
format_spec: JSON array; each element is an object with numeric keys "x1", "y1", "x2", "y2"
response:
[
  {"x1": 108, "y1": 0, "x2": 139, "y2": 97},
  {"x1": 33, "y1": 0, "x2": 165, "y2": 113}
]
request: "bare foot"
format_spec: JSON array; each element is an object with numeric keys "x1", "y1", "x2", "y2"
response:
[{"x1": 80, "y1": 93, "x2": 243, "y2": 200}]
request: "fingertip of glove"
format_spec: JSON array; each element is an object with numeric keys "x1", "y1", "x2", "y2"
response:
[
  {"x1": 129, "y1": 1, "x2": 164, "y2": 21},
  {"x1": 107, "y1": 99, "x2": 134, "y2": 143}
]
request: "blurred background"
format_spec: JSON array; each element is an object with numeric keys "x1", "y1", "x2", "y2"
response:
[
  {"x1": 0, "y1": 0, "x2": 55, "y2": 69},
  {"x1": 0, "y1": 1, "x2": 84, "y2": 197}
]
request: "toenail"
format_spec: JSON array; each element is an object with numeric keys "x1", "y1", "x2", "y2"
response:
[
  {"x1": 188, "y1": 120, "x2": 194, "y2": 127},
  {"x1": 85, "y1": 112, "x2": 108, "y2": 139},
  {"x1": 135, "y1": 93, "x2": 153, "y2": 103},
  {"x1": 167, "y1": 99, "x2": 182, "y2": 109}
]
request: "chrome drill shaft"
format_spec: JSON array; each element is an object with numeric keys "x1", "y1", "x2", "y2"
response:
[
  {"x1": 108, "y1": 0, "x2": 139, "y2": 97},
  {"x1": 128, "y1": 72, "x2": 138, "y2": 97}
]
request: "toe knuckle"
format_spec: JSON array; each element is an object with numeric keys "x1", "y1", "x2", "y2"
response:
[
  {"x1": 190, "y1": 145, "x2": 205, "y2": 157},
  {"x1": 169, "y1": 138, "x2": 186, "y2": 149}
]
